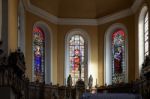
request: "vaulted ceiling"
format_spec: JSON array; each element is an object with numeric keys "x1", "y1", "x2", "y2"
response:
[{"x1": 30, "y1": 0, "x2": 135, "y2": 19}]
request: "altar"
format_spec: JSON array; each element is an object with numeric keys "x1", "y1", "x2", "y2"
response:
[{"x1": 81, "y1": 93, "x2": 142, "y2": 99}]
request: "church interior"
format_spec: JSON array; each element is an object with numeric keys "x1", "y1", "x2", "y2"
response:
[{"x1": 0, "y1": 0, "x2": 150, "y2": 99}]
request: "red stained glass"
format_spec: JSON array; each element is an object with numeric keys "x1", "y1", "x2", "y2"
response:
[
  {"x1": 69, "y1": 35, "x2": 86, "y2": 85},
  {"x1": 112, "y1": 29, "x2": 126, "y2": 83}
]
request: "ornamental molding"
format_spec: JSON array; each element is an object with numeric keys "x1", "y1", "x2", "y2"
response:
[{"x1": 23, "y1": 0, "x2": 143, "y2": 25}]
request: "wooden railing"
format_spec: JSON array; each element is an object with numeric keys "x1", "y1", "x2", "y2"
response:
[
  {"x1": 28, "y1": 82, "x2": 85, "y2": 99},
  {"x1": 0, "y1": 48, "x2": 149, "y2": 99},
  {"x1": 0, "y1": 48, "x2": 29, "y2": 99}
]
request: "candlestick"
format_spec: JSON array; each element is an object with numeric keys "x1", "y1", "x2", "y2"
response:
[
  {"x1": 85, "y1": 84, "x2": 86, "y2": 93},
  {"x1": 64, "y1": 78, "x2": 66, "y2": 86},
  {"x1": 96, "y1": 79, "x2": 97, "y2": 86},
  {"x1": 96, "y1": 79, "x2": 98, "y2": 94}
]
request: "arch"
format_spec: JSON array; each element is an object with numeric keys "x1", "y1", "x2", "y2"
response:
[
  {"x1": 32, "y1": 21, "x2": 52, "y2": 84},
  {"x1": 18, "y1": 0, "x2": 25, "y2": 54},
  {"x1": 138, "y1": 5, "x2": 148, "y2": 76},
  {"x1": 104, "y1": 23, "x2": 128, "y2": 85},
  {"x1": 65, "y1": 28, "x2": 90, "y2": 85}
]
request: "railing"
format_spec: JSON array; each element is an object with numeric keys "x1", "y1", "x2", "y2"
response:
[
  {"x1": 28, "y1": 82, "x2": 84, "y2": 99},
  {"x1": 0, "y1": 48, "x2": 149, "y2": 99},
  {"x1": 0, "y1": 48, "x2": 29, "y2": 99},
  {"x1": 96, "y1": 79, "x2": 150, "y2": 99}
]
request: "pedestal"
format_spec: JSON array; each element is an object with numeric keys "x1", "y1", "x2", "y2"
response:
[{"x1": 76, "y1": 79, "x2": 85, "y2": 99}]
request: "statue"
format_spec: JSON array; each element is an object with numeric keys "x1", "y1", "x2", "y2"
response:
[
  {"x1": 17, "y1": 48, "x2": 25, "y2": 64},
  {"x1": 67, "y1": 74, "x2": 72, "y2": 87},
  {"x1": 88, "y1": 75, "x2": 93, "y2": 90}
]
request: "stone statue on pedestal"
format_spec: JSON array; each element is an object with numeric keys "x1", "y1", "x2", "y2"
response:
[
  {"x1": 67, "y1": 74, "x2": 72, "y2": 87},
  {"x1": 88, "y1": 75, "x2": 93, "y2": 90}
]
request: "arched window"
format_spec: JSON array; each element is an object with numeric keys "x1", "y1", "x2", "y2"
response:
[
  {"x1": 112, "y1": 29, "x2": 126, "y2": 83},
  {"x1": 138, "y1": 6, "x2": 148, "y2": 75},
  {"x1": 69, "y1": 35, "x2": 85, "y2": 84},
  {"x1": 105, "y1": 23, "x2": 128, "y2": 85},
  {"x1": 32, "y1": 22, "x2": 52, "y2": 84},
  {"x1": 33, "y1": 26, "x2": 45, "y2": 82},
  {"x1": 18, "y1": 0, "x2": 25, "y2": 54},
  {"x1": 144, "y1": 12, "x2": 149, "y2": 56},
  {"x1": 65, "y1": 30, "x2": 89, "y2": 85}
]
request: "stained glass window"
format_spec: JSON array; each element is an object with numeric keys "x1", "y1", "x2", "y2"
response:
[
  {"x1": 69, "y1": 35, "x2": 86, "y2": 85},
  {"x1": 144, "y1": 12, "x2": 149, "y2": 56},
  {"x1": 112, "y1": 29, "x2": 126, "y2": 84},
  {"x1": 33, "y1": 27, "x2": 45, "y2": 82}
]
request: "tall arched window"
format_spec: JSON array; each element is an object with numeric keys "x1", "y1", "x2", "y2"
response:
[
  {"x1": 18, "y1": 0, "x2": 25, "y2": 54},
  {"x1": 144, "y1": 12, "x2": 149, "y2": 56},
  {"x1": 32, "y1": 22, "x2": 52, "y2": 84},
  {"x1": 65, "y1": 30, "x2": 89, "y2": 85},
  {"x1": 105, "y1": 23, "x2": 128, "y2": 85},
  {"x1": 69, "y1": 35, "x2": 85, "y2": 84},
  {"x1": 112, "y1": 29, "x2": 126, "y2": 83},
  {"x1": 33, "y1": 26, "x2": 45, "y2": 82},
  {"x1": 138, "y1": 6, "x2": 149, "y2": 76}
]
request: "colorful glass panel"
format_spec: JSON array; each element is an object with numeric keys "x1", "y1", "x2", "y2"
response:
[
  {"x1": 112, "y1": 29, "x2": 126, "y2": 84},
  {"x1": 69, "y1": 35, "x2": 85, "y2": 85},
  {"x1": 33, "y1": 27, "x2": 45, "y2": 82}
]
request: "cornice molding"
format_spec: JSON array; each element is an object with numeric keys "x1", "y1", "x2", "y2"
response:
[
  {"x1": 23, "y1": 0, "x2": 59, "y2": 24},
  {"x1": 97, "y1": 8, "x2": 132, "y2": 25},
  {"x1": 131, "y1": 0, "x2": 143, "y2": 13},
  {"x1": 23, "y1": 0, "x2": 142, "y2": 26},
  {"x1": 58, "y1": 18, "x2": 98, "y2": 25}
]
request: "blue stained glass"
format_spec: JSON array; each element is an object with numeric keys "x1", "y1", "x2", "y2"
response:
[{"x1": 33, "y1": 27, "x2": 45, "y2": 82}]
